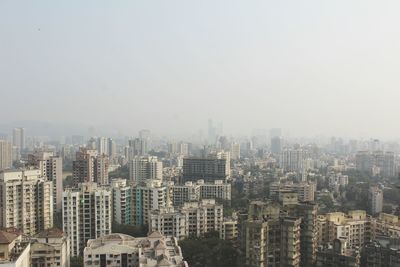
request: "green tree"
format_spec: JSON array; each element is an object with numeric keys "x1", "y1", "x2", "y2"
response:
[{"x1": 179, "y1": 232, "x2": 238, "y2": 267}]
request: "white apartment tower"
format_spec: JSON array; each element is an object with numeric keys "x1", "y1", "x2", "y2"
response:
[
  {"x1": 280, "y1": 148, "x2": 305, "y2": 172},
  {"x1": 111, "y1": 179, "x2": 132, "y2": 225},
  {"x1": 0, "y1": 140, "x2": 12, "y2": 171},
  {"x1": 29, "y1": 151, "x2": 63, "y2": 211},
  {"x1": 62, "y1": 182, "x2": 112, "y2": 256},
  {"x1": 0, "y1": 169, "x2": 53, "y2": 236},
  {"x1": 129, "y1": 156, "x2": 162, "y2": 184},
  {"x1": 12, "y1": 127, "x2": 25, "y2": 150},
  {"x1": 181, "y1": 199, "x2": 223, "y2": 237},
  {"x1": 369, "y1": 186, "x2": 383, "y2": 215}
]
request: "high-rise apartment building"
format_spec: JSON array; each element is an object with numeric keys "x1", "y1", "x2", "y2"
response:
[
  {"x1": 0, "y1": 169, "x2": 53, "y2": 236},
  {"x1": 270, "y1": 136, "x2": 282, "y2": 155},
  {"x1": 127, "y1": 138, "x2": 148, "y2": 159},
  {"x1": 62, "y1": 182, "x2": 112, "y2": 256},
  {"x1": 280, "y1": 149, "x2": 304, "y2": 172},
  {"x1": 150, "y1": 206, "x2": 187, "y2": 240},
  {"x1": 28, "y1": 151, "x2": 63, "y2": 211},
  {"x1": 230, "y1": 143, "x2": 240, "y2": 160},
  {"x1": 0, "y1": 140, "x2": 12, "y2": 171},
  {"x1": 150, "y1": 199, "x2": 224, "y2": 240},
  {"x1": 12, "y1": 128, "x2": 25, "y2": 150},
  {"x1": 72, "y1": 148, "x2": 109, "y2": 186},
  {"x1": 110, "y1": 179, "x2": 132, "y2": 225},
  {"x1": 131, "y1": 180, "x2": 167, "y2": 226},
  {"x1": 169, "y1": 179, "x2": 231, "y2": 207},
  {"x1": 128, "y1": 156, "x2": 162, "y2": 184},
  {"x1": 242, "y1": 201, "x2": 302, "y2": 267},
  {"x1": 356, "y1": 151, "x2": 395, "y2": 177},
  {"x1": 240, "y1": 199, "x2": 318, "y2": 267},
  {"x1": 182, "y1": 156, "x2": 230, "y2": 183},
  {"x1": 369, "y1": 186, "x2": 383, "y2": 215}
]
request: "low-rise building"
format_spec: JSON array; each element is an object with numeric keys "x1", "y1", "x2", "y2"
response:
[
  {"x1": 361, "y1": 236, "x2": 400, "y2": 266},
  {"x1": 0, "y1": 228, "x2": 30, "y2": 267},
  {"x1": 83, "y1": 232, "x2": 188, "y2": 267},
  {"x1": 270, "y1": 181, "x2": 316, "y2": 202},
  {"x1": 30, "y1": 228, "x2": 70, "y2": 267},
  {"x1": 316, "y1": 238, "x2": 360, "y2": 267}
]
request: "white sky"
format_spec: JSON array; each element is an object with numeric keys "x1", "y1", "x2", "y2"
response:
[{"x1": 1, "y1": 0, "x2": 400, "y2": 138}]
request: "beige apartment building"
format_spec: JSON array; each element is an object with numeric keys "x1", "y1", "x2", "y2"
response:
[{"x1": 0, "y1": 169, "x2": 53, "y2": 236}]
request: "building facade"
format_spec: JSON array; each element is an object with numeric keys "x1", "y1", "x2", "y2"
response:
[
  {"x1": 0, "y1": 169, "x2": 53, "y2": 236},
  {"x1": 62, "y1": 182, "x2": 112, "y2": 256}
]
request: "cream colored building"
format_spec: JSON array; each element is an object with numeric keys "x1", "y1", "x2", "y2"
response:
[
  {"x1": 83, "y1": 232, "x2": 188, "y2": 267},
  {"x1": 169, "y1": 179, "x2": 231, "y2": 207},
  {"x1": 0, "y1": 229, "x2": 30, "y2": 267},
  {"x1": 149, "y1": 207, "x2": 187, "y2": 240},
  {"x1": 181, "y1": 199, "x2": 223, "y2": 238},
  {"x1": 0, "y1": 169, "x2": 53, "y2": 236},
  {"x1": 0, "y1": 140, "x2": 12, "y2": 171},
  {"x1": 317, "y1": 211, "x2": 372, "y2": 249},
  {"x1": 30, "y1": 228, "x2": 70, "y2": 267},
  {"x1": 29, "y1": 151, "x2": 63, "y2": 212}
]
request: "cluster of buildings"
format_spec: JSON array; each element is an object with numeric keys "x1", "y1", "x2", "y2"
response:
[{"x1": 2, "y1": 127, "x2": 400, "y2": 267}]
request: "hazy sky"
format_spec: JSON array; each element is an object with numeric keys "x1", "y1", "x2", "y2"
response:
[{"x1": 1, "y1": 1, "x2": 400, "y2": 138}]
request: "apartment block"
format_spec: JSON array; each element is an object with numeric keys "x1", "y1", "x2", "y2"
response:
[
  {"x1": 169, "y1": 179, "x2": 231, "y2": 207},
  {"x1": 28, "y1": 151, "x2": 63, "y2": 211},
  {"x1": 0, "y1": 169, "x2": 53, "y2": 236},
  {"x1": 110, "y1": 179, "x2": 132, "y2": 225},
  {"x1": 0, "y1": 140, "x2": 12, "y2": 171},
  {"x1": 62, "y1": 182, "x2": 112, "y2": 256},
  {"x1": 131, "y1": 180, "x2": 167, "y2": 226},
  {"x1": 128, "y1": 156, "x2": 162, "y2": 184}
]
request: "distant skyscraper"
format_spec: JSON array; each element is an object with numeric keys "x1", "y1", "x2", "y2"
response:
[
  {"x1": 208, "y1": 119, "x2": 217, "y2": 144},
  {"x1": 230, "y1": 143, "x2": 240, "y2": 160},
  {"x1": 0, "y1": 140, "x2": 12, "y2": 170},
  {"x1": 355, "y1": 151, "x2": 395, "y2": 177},
  {"x1": 139, "y1": 129, "x2": 151, "y2": 140},
  {"x1": 12, "y1": 127, "x2": 25, "y2": 150},
  {"x1": 280, "y1": 148, "x2": 304, "y2": 172},
  {"x1": 128, "y1": 138, "x2": 148, "y2": 159},
  {"x1": 271, "y1": 136, "x2": 282, "y2": 155},
  {"x1": 270, "y1": 128, "x2": 282, "y2": 138},
  {"x1": 107, "y1": 138, "x2": 116, "y2": 159},
  {"x1": 369, "y1": 186, "x2": 383, "y2": 215},
  {"x1": 96, "y1": 137, "x2": 108, "y2": 155}
]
